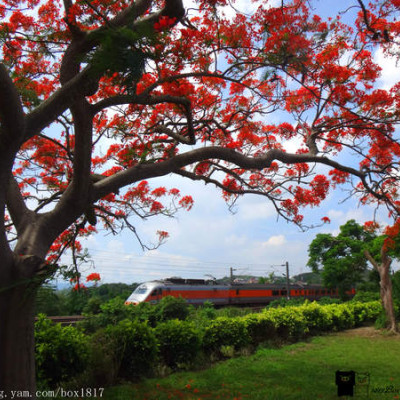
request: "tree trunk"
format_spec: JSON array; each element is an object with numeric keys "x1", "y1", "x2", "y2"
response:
[
  {"x1": 377, "y1": 260, "x2": 397, "y2": 332},
  {"x1": 365, "y1": 249, "x2": 398, "y2": 333},
  {"x1": 0, "y1": 256, "x2": 41, "y2": 397}
]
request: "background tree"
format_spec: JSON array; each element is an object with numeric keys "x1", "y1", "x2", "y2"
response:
[
  {"x1": 308, "y1": 220, "x2": 373, "y2": 299},
  {"x1": 362, "y1": 221, "x2": 400, "y2": 331},
  {"x1": 308, "y1": 219, "x2": 400, "y2": 331},
  {"x1": 1, "y1": 0, "x2": 400, "y2": 393}
]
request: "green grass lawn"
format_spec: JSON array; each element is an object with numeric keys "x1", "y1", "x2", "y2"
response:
[{"x1": 103, "y1": 327, "x2": 400, "y2": 400}]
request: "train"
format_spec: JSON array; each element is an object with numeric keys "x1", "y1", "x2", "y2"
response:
[{"x1": 124, "y1": 278, "x2": 354, "y2": 306}]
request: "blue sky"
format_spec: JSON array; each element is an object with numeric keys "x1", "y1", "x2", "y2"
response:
[
  {"x1": 57, "y1": 0, "x2": 400, "y2": 287},
  {"x1": 75, "y1": 173, "x2": 386, "y2": 285}
]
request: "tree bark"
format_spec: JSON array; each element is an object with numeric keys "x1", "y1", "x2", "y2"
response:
[
  {"x1": 0, "y1": 256, "x2": 42, "y2": 396},
  {"x1": 365, "y1": 249, "x2": 398, "y2": 332},
  {"x1": 377, "y1": 258, "x2": 397, "y2": 332}
]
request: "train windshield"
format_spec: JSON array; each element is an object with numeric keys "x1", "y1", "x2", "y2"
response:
[
  {"x1": 134, "y1": 285, "x2": 149, "y2": 295},
  {"x1": 126, "y1": 283, "x2": 152, "y2": 303}
]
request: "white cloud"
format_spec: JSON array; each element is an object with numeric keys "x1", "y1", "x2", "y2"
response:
[
  {"x1": 326, "y1": 206, "x2": 373, "y2": 227},
  {"x1": 374, "y1": 47, "x2": 400, "y2": 90},
  {"x1": 236, "y1": 198, "x2": 276, "y2": 221},
  {"x1": 263, "y1": 234, "x2": 286, "y2": 247}
]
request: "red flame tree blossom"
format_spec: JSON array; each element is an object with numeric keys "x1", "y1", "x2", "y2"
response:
[
  {"x1": 1, "y1": 0, "x2": 400, "y2": 393},
  {"x1": 86, "y1": 272, "x2": 101, "y2": 283}
]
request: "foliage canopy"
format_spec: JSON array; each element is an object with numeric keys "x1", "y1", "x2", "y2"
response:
[{"x1": 2, "y1": 0, "x2": 400, "y2": 392}]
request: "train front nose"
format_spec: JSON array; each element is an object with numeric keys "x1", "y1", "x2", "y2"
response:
[{"x1": 125, "y1": 301, "x2": 138, "y2": 305}]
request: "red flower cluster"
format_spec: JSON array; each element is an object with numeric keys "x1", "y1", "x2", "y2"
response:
[
  {"x1": 86, "y1": 273, "x2": 101, "y2": 282},
  {"x1": 154, "y1": 16, "x2": 177, "y2": 32}
]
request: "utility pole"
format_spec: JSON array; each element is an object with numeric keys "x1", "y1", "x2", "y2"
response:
[
  {"x1": 230, "y1": 267, "x2": 237, "y2": 284},
  {"x1": 285, "y1": 261, "x2": 290, "y2": 300},
  {"x1": 270, "y1": 262, "x2": 290, "y2": 299}
]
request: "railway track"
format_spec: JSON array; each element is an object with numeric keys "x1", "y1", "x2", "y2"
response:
[{"x1": 36, "y1": 315, "x2": 86, "y2": 325}]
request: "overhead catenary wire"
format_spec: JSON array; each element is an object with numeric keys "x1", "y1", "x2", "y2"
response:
[{"x1": 69, "y1": 247, "x2": 296, "y2": 279}]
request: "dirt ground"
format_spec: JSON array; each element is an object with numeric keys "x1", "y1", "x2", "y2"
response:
[{"x1": 338, "y1": 326, "x2": 400, "y2": 339}]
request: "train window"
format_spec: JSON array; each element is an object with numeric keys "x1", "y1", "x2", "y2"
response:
[
  {"x1": 236, "y1": 289, "x2": 240, "y2": 295},
  {"x1": 150, "y1": 289, "x2": 161, "y2": 297},
  {"x1": 272, "y1": 290, "x2": 279, "y2": 296},
  {"x1": 134, "y1": 285, "x2": 148, "y2": 294},
  {"x1": 281, "y1": 290, "x2": 287, "y2": 296}
]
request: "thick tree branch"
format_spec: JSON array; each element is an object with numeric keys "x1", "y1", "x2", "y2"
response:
[
  {"x1": 92, "y1": 146, "x2": 366, "y2": 201},
  {"x1": 0, "y1": 64, "x2": 25, "y2": 150},
  {"x1": 356, "y1": 0, "x2": 382, "y2": 40},
  {"x1": 25, "y1": 66, "x2": 99, "y2": 141},
  {"x1": 364, "y1": 248, "x2": 379, "y2": 270},
  {"x1": 26, "y1": 0, "x2": 186, "y2": 143},
  {"x1": 92, "y1": 94, "x2": 195, "y2": 144},
  {"x1": 6, "y1": 176, "x2": 33, "y2": 234},
  {"x1": 109, "y1": 0, "x2": 152, "y2": 27},
  {"x1": 68, "y1": 99, "x2": 94, "y2": 203}
]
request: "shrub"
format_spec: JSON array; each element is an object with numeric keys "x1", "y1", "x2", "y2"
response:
[
  {"x1": 242, "y1": 314, "x2": 276, "y2": 345},
  {"x1": 365, "y1": 300, "x2": 383, "y2": 320},
  {"x1": 35, "y1": 314, "x2": 89, "y2": 388},
  {"x1": 99, "y1": 319, "x2": 158, "y2": 380},
  {"x1": 85, "y1": 332, "x2": 119, "y2": 387},
  {"x1": 82, "y1": 296, "x2": 102, "y2": 314},
  {"x1": 81, "y1": 296, "x2": 191, "y2": 333},
  {"x1": 374, "y1": 310, "x2": 388, "y2": 329},
  {"x1": 81, "y1": 297, "x2": 135, "y2": 333},
  {"x1": 216, "y1": 307, "x2": 253, "y2": 318},
  {"x1": 156, "y1": 296, "x2": 190, "y2": 322},
  {"x1": 346, "y1": 301, "x2": 369, "y2": 326},
  {"x1": 300, "y1": 302, "x2": 333, "y2": 334},
  {"x1": 325, "y1": 303, "x2": 355, "y2": 331},
  {"x1": 352, "y1": 291, "x2": 380, "y2": 303},
  {"x1": 155, "y1": 320, "x2": 201, "y2": 369},
  {"x1": 317, "y1": 296, "x2": 341, "y2": 305},
  {"x1": 266, "y1": 307, "x2": 307, "y2": 340},
  {"x1": 268, "y1": 297, "x2": 305, "y2": 308},
  {"x1": 133, "y1": 301, "x2": 159, "y2": 326},
  {"x1": 203, "y1": 317, "x2": 250, "y2": 355},
  {"x1": 189, "y1": 302, "x2": 217, "y2": 327}
]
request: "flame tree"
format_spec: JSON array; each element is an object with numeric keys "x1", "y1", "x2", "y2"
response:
[{"x1": 1, "y1": 0, "x2": 400, "y2": 393}]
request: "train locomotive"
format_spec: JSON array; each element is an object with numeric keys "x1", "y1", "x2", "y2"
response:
[{"x1": 124, "y1": 278, "x2": 351, "y2": 306}]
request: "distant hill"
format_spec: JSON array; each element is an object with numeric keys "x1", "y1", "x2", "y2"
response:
[{"x1": 292, "y1": 272, "x2": 322, "y2": 284}]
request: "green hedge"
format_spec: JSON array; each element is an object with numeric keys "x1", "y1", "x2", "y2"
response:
[
  {"x1": 81, "y1": 296, "x2": 191, "y2": 333},
  {"x1": 155, "y1": 320, "x2": 201, "y2": 368},
  {"x1": 298, "y1": 302, "x2": 334, "y2": 334},
  {"x1": 242, "y1": 313, "x2": 276, "y2": 345},
  {"x1": 35, "y1": 314, "x2": 89, "y2": 388},
  {"x1": 35, "y1": 301, "x2": 383, "y2": 387},
  {"x1": 265, "y1": 306, "x2": 308, "y2": 340},
  {"x1": 203, "y1": 317, "x2": 250, "y2": 355},
  {"x1": 100, "y1": 319, "x2": 158, "y2": 380}
]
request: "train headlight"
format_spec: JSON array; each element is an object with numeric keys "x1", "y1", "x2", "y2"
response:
[{"x1": 125, "y1": 301, "x2": 138, "y2": 305}]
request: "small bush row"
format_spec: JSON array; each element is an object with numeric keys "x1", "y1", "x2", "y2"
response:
[
  {"x1": 81, "y1": 295, "x2": 191, "y2": 333},
  {"x1": 35, "y1": 300, "x2": 382, "y2": 388}
]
